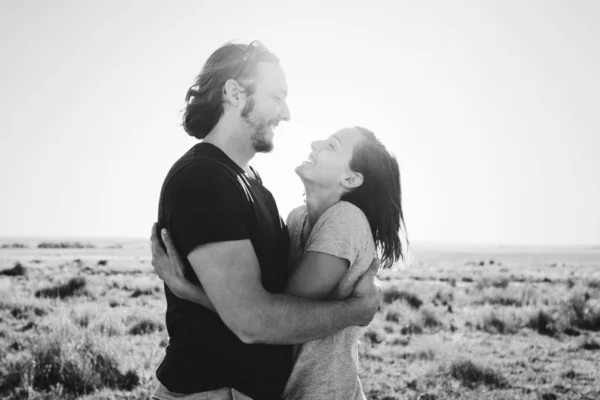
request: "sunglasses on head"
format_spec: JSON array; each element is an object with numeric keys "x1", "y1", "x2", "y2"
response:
[{"x1": 232, "y1": 40, "x2": 269, "y2": 81}]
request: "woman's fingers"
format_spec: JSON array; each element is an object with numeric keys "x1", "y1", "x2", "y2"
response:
[
  {"x1": 160, "y1": 229, "x2": 184, "y2": 265},
  {"x1": 160, "y1": 229, "x2": 176, "y2": 258},
  {"x1": 150, "y1": 223, "x2": 167, "y2": 267}
]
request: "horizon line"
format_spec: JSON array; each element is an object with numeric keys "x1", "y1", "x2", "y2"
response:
[{"x1": 0, "y1": 235, "x2": 598, "y2": 250}]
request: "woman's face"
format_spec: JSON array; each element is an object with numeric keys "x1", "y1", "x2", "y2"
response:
[{"x1": 296, "y1": 127, "x2": 364, "y2": 189}]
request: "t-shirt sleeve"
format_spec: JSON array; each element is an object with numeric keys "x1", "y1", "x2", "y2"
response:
[
  {"x1": 286, "y1": 206, "x2": 305, "y2": 233},
  {"x1": 305, "y1": 203, "x2": 369, "y2": 265},
  {"x1": 165, "y1": 163, "x2": 249, "y2": 257}
]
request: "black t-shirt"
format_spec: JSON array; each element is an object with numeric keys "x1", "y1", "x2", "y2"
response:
[{"x1": 155, "y1": 142, "x2": 293, "y2": 400}]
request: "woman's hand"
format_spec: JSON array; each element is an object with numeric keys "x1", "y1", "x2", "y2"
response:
[
  {"x1": 150, "y1": 223, "x2": 217, "y2": 312},
  {"x1": 150, "y1": 223, "x2": 187, "y2": 290}
]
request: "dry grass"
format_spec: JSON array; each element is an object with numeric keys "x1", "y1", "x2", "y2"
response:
[
  {"x1": 35, "y1": 277, "x2": 89, "y2": 300},
  {"x1": 446, "y1": 358, "x2": 509, "y2": 389},
  {"x1": 0, "y1": 321, "x2": 139, "y2": 399},
  {"x1": 1, "y1": 242, "x2": 600, "y2": 399},
  {"x1": 0, "y1": 262, "x2": 26, "y2": 277}
]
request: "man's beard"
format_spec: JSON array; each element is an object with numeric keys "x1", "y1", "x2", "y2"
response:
[{"x1": 241, "y1": 96, "x2": 275, "y2": 153}]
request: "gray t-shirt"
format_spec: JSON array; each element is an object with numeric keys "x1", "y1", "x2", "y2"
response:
[{"x1": 282, "y1": 201, "x2": 376, "y2": 400}]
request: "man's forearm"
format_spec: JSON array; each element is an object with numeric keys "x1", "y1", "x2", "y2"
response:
[
  {"x1": 244, "y1": 293, "x2": 370, "y2": 345},
  {"x1": 170, "y1": 280, "x2": 217, "y2": 313}
]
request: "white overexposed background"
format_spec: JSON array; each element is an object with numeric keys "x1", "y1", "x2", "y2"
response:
[{"x1": 1, "y1": 0, "x2": 598, "y2": 246}]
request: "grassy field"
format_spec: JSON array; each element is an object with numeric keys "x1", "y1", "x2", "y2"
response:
[{"x1": 0, "y1": 239, "x2": 599, "y2": 400}]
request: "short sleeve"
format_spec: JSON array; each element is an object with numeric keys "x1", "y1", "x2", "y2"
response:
[
  {"x1": 165, "y1": 162, "x2": 249, "y2": 257},
  {"x1": 305, "y1": 202, "x2": 370, "y2": 265},
  {"x1": 286, "y1": 206, "x2": 305, "y2": 233}
]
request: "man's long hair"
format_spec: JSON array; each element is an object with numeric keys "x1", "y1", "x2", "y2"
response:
[
  {"x1": 341, "y1": 127, "x2": 409, "y2": 269},
  {"x1": 183, "y1": 42, "x2": 280, "y2": 139}
]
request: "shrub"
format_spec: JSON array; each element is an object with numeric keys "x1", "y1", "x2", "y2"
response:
[
  {"x1": 400, "y1": 321, "x2": 424, "y2": 335},
  {"x1": 0, "y1": 328, "x2": 139, "y2": 397},
  {"x1": 398, "y1": 347, "x2": 436, "y2": 361},
  {"x1": 476, "y1": 308, "x2": 521, "y2": 335},
  {"x1": 0, "y1": 243, "x2": 28, "y2": 249},
  {"x1": 130, "y1": 287, "x2": 157, "y2": 298},
  {"x1": 2, "y1": 300, "x2": 48, "y2": 320},
  {"x1": 433, "y1": 289, "x2": 454, "y2": 304},
  {"x1": 35, "y1": 277, "x2": 87, "y2": 299},
  {"x1": 476, "y1": 277, "x2": 510, "y2": 290},
  {"x1": 364, "y1": 329, "x2": 383, "y2": 345},
  {"x1": 559, "y1": 293, "x2": 600, "y2": 332},
  {"x1": 420, "y1": 307, "x2": 442, "y2": 329},
  {"x1": 128, "y1": 318, "x2": 164, "y2": 335},
  {"x1": 37, "y1": 242, "x2": 95, "y2": 249},
  {"x1": 526, "y1": 309, "x2": 556, "y2": 336},
  {"x1": 588, "y1": 280, "x2": 600, "y2": 289},
  {"x1": 92, "y1": 319, "x2": 125, "y2": 337},
  {"x1": 382, "y1": 287, "x2": 423, "y2": 309},
  {"x1": 448, "y1": 359, "x2": 509, "y2": 389},
  {"x1": 580, "y1": 336, "x2": 600, "y2": 350},
  {"x1": 386, "y1": 310, "x2": 400, "y2": 323},
  {"x1": 0, "y1": 263, "x2": 26, "y2": 277}
]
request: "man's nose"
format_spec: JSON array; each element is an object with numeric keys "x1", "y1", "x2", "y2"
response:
[{"x1": 279, "y1": 101, "x2": 291, "y2": 122}]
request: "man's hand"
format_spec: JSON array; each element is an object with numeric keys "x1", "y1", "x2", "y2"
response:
[
  {"x1": 150, "y1": 223, "x2": 187, "y2": 289},
  {"x1": 350, "y1": 258, "x2": 382, "y2": 326}
]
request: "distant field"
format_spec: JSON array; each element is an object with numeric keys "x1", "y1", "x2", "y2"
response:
[{"x1": 0, "y1": 239, "x2": 599, "y2": 400}]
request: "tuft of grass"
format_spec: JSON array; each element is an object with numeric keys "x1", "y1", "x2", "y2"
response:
[
  {"x1": 398, "y1": 347, "x2": 436, "y2": 361},
  {"x1": 130, "y1": 286, "x2": 159, "y2": 298},
  {"x1": 558, "y1": 293, "x2": 600, "y2": 332},
  {"x1": 588, "y1": 279, "x2": 600, "y2": 289},
  {"x1": 476, "y1": 277, "x2": 510, "y2": 290},
  {"x1": 420, "y1": 307, "x2": 442, "y2": 329},
  {"x1": 526, "y1": 309, "x2": 556, "y2": 336},
  {"x1": 364, "y1": 328, "x2": 384, "y2": 345},
  {"x1": 580, "y1": 336, "x2": 600, "y2": 350},
  {"x1": 382, "y1": 287, "x2": 423, "y2": 309},
  {"x1": 35, "y1": 277, "x2": 88, "y2": 299},
  {"x1": 128, "y1": 318, "x2": 164, "y2": 335},
  {"x1": 447, "y1": 358, "x2": 509, "y2": 389},
  {"x1": 0, "y1": 263, "x2": 26, "y2": 277},
  {"x1": 386, "y1": 310, "x2": 400, "y2": 323},
  {"x1": 476, "y1": 307, "x2": 521, "y2": 335},
  {"x1": 433, "y1": 289, "x2": 454, "y2": 305},
  {"x1": 1, "y1": 298, "x2": 48, "y2": 320},
  {"x1": 92, "y1": 318, "x2": 125, "y2": 337},
  {"x1": 0, "y1": 326, "x2": 139, "y2": 397},
  {"x1": 400, "y1": 321, "x2": 424, "y2": 335}
]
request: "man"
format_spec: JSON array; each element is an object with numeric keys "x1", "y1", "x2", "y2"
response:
[{"x1": 152, "y1": 41, "x2": 382, "y2": 400}]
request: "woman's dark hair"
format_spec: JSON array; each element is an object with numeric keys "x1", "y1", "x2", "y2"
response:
[
  {"x1": 341, "y1": 127, "x2": 408, "y2": 269},
  {"x1": 182, "y1": 42, "x2": 280, "y2": 139}
]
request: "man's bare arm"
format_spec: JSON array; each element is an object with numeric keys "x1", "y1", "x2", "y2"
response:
[
  {"x1": 187, "y1": 239, "x2": 379, "y2": 345},
  {"x1": 150, "y1": 225, "x2": 381, "y2": 342},
  {"x1": 151, "y1": 224, "x2": 216, "y2": 312}
]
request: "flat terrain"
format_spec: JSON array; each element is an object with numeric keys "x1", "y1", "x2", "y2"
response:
[{"x1": 0, "y1": 239, "x2": 599, "y2": 399}]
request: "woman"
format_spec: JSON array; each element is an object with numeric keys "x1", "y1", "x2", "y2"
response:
[{"x1": 151, "y1": 126, "x2": 408, "y2": 400}]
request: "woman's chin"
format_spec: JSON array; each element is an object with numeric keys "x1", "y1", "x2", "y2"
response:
[{"x1": 295, "y1": 164, "x2": 307, "y2": 178}]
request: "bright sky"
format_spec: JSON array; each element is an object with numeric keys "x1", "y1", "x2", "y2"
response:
[{"x1": 1, "y1": 0, "x2": 599, "y2": 246}]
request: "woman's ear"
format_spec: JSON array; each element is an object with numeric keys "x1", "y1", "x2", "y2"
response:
[
  {"x1": 222, "y1": 79, "x2": 244, "y2": 106},
  {"x1": 341, "y1": 171, "x2": 364, "y2": 190}
]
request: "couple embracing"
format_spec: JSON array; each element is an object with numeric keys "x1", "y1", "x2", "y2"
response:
[{"x1": 149, "y1": 40, "x2": 408, "y2": 400}]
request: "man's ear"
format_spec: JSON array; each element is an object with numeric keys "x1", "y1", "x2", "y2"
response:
[
  {"x1": 222, "y1": 79, "x2": 245, "y2": 106},
  {"x1": 340, "y1": 171, "x2": 364, "y2": 190}
]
